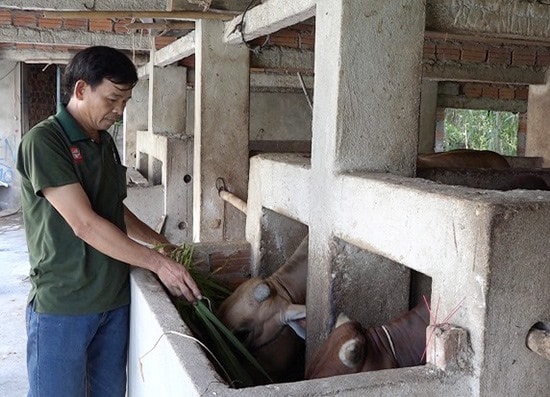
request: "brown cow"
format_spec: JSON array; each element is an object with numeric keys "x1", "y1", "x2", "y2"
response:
[
  {"x1": 417, "y1": 149, "x2": 550, "y2": 191},
  {"x1": 217, "y1": 235, "x2": 308, "y2": 382},
  {"x1": 305, "y1": 303, "x2": 430, "y2": 380},
  {"x1": 417, "y1": 149, "x2": 510, "y2": 169}
]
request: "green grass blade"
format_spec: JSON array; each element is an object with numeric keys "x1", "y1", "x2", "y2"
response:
[
  {"x1": 194, "y1": 303, "x2": 255, "y2": 387},
  {"x1": 195, "y1": 300, "x2": 272, "y2": 382}
]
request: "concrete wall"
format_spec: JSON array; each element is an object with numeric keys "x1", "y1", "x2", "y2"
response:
[
  {"x1": 186, "y1": 88, "x2": 312, "y2": 142},
  {"x1": 526, "y1": 81, "x2": 550, "y2": 166},
  {"x1": 0, "y1": 61, "x2": 21, "y2": 215},
  {"x1": 245, "y1": 154, "x2": 550, "y2": 395}
]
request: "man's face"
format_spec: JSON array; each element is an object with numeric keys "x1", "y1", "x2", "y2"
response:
[{"x1": 78, "y1": 78, "x2": 133, "y2": 132}]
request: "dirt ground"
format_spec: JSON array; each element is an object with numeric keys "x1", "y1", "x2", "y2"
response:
[{"x1": 0, "y1": 210, "x2": 29, "y2": 397}]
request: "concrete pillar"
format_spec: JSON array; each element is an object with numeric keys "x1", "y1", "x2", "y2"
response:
[
  {"x1": 418, "y1": 80, "x2": 439, "y2": 154},
  {"x1": 149, "y1": 65, "x2": 187, "y2": 135},
  {"x1": 526, "y1": 83, "x2": 550, "y2": 166},
  {"x1": 134, "y1": 65, "x2": 190, "y2": 241},
  {"x1": 307, "y1": 0, "x2": 425, "y2": 355},
  {"x1": 193, "y1": 19, "x2": 249, "y2": 242},
  {"x1": 164, "y1": 137, "x2": 193, "y2": 242},
  {"x1": 124, "y1": 78, "x2": 148, "y2": 166},
  {"x1": 0, "y1": 61, "x2": 21, "y2": 214}
]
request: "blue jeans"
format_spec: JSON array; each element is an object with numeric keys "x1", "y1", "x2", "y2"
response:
[{"x1": 26, "y1": 303, "x2": 129, "y2": 397}]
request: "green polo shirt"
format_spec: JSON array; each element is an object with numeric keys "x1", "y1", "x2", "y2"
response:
[{"x1": 16, "y1": 105, "x2": 130, "y2": 315}]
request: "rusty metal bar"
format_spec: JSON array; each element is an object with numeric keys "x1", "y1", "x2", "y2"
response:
[{"x1": 219, "y1": 190, "x2": 247, "y2": 215}]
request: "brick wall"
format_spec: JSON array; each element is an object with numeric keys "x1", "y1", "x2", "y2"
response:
[{"x1": 423, "y1": 36, "x2": 550, "y2": 68}]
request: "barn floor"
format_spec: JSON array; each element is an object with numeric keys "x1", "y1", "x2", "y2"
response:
[{"x1": 0, "y1": 211, "x2": 29, "y2": 397}]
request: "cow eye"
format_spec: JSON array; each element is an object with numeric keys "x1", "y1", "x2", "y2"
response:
[
  {"x1": 234, "y1": 329, "x2": 251, "y2": 344},
  {"x1": 253, "y1": 283, "x2": 271, "y2": 302}
]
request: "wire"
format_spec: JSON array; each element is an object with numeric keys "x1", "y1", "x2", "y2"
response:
[
  {"x1": 0, "y1": 63, "x2": 18, "y2": 82},
  {"x1": 238, "y1": 0, "x2": 270, "y2": 54},
  {"x1": 139, "y1": 330, "x2": 235, "y2": 387}
]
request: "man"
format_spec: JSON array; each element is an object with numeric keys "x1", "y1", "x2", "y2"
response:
[{"x1": 17, "y1": 46, "x2": 202, "y2": 396}]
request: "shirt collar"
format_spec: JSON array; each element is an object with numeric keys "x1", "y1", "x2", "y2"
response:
[{"x1": 54, "y1": 104, "x2": 94, "y2": 143}]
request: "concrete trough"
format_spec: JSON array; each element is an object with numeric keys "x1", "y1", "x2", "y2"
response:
[
  {"x1": 128, "y1": 268, "x2": 472, "y2": 397},
  {"x1": 128, "y1": 154, "x2": 550, "y2": 396}
]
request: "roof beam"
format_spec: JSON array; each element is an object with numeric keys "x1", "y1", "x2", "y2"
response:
[
  {"x1": 427, "y1": 0, "x2": 550, "y2": 40},
  {"x1": 437, "y1": 95, "x2": 527, "y2": 113},
  {"x1": 153, "y1": 31, "x2": 195, "y2": 67},
  {"x1": 139, "y1": 0, "x2": 317, "y2": 71},
  {"x1": 224, "y1": 0, "x2": 315, "y2": 45},
  {"x1": 423, "y1": 62, "x2": 547, "y2": 85},
  {"x1": 137, "y1": 31, "x2": 195, "y2": 77},
  {"x1": 0, "y1": 48, "x2": 75, "y2": 63},
  {"x1": 0, "y1": 48, "x2": 148, "y2": 64},
  {"x1": 0, "y1": 25, "x2": 151, "y2": 51}
]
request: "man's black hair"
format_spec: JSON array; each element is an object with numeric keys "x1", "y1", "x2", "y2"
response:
[{"x1": 64, "y1": 46, "x2": 138, "y2": 96}]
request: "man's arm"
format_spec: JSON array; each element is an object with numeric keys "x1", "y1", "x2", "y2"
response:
[
  {"x1": 42, "y1": 183, "x2": 202, "y2": 302},
  {"x1": 123, "y1": 206, "x2": 178, "y2": 255},
  {"x1": 124, "y1": 206, "x2": 170, "y2": 245}
]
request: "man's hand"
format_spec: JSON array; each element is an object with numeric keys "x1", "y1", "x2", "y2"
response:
[
  {"x1": 41, "y1": 184, "x2": 202, "y2": 303},
  {"x1": 156, "y1": 259, "x2": 202, "y2": 303}
]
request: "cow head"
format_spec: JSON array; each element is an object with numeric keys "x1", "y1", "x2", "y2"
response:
[
  {"x1": 305, "y1": 313, "x2": 403, "y2": 379},
  {"x1": 217, "y1": 276, "x2": 306, "y2": 380},
  {"x1": 306, "y1": 304, "x2": 429, "y2": 380},
  {"x1": 305, "y1": 314, "x2": 367, "y2": 379},
  {"x1": 219, "y1": 276, "x2": 305, "y2": 349},
  {"x1": 217, "y1": 235, "x2": 309, "y2": 381}
]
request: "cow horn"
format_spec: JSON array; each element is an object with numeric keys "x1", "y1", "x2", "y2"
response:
[
  {"x1": 526, "y1": 322, "x2": 550, "y2": 361},
  {"x1": 253, "y1": 283, "x2": 271, "y2": 302},
  {"x1": 338, "y1": 338, "x2": 364, "y2": 369},
  {"x1": 335, "y1": 313, "x2": 351, "y2": 328}
]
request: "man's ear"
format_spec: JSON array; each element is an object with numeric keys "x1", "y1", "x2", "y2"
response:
[{"x1": 74, "y1": 80, "x2": 88, "y2": 100}]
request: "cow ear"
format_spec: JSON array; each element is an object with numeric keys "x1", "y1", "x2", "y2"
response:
[
  {"x1": 253, "y1": 283, "x2": 271, "y2": 302},
  {"x1": 282, "y1": 304, "x2": 306, "y2": 339},
  {"x1": 339, "y1": 338, "x2": 365, "y2": 369}
]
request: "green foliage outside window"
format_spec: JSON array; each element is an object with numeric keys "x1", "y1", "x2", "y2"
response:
[{"x1": 443, "y1": 108, "x2": 519, "y2": 156}]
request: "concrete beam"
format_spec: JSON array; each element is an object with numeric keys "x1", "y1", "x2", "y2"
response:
[
  {"x1": 224, "y1": 0, "x2": 316, "y2": 45},
  {"x1": 154, "y1": 31, "x2": 195, "y2": 67},
  {"x1": 437, "y1": 95, "x2": 527, "y2": 113},
  {"x1": 0, "y1": 47, "x2": 149, "y2": 65},
  {"x1": 426, "y1": 0, "x2": 550, "y2": 40},
  {"x1": 0, "y1": 48, "x2": 75, "y2": 63},
  {"x1": 139, "y1": 0, "x2": 316, "y2": 72},
  {"x1": 168, "y1": 0, "x2": 251, "y2": 12},
  {"x1": 137, "y1": 31, "x2": 195, "y2": 77},
  {"x1": 0, "y1": 0, "x2": 168, "y2": 11},
  {"x1": 0, "y1": 25, "x2": 151, "y2": 51},
  {"x1": 423, "y1": 62, "x2": 547, "y2": 85},
  {"x1": 250, "y1": 72, "x2": 313, "y2": 92}
]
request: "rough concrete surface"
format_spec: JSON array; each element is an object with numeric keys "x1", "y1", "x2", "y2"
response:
[{"x1": 0, "y1": 211, "x2": 29, "y2": 397}]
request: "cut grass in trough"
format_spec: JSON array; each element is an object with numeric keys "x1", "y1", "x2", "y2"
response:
[{"x1": 156, "y1": 243, "x2": 272, "y2": 388}]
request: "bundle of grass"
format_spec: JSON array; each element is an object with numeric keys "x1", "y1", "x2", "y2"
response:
[{"x1": 156, "y1": 243, "x2": 272, "y2": 388}]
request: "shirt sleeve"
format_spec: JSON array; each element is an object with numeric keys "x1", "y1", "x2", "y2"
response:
[{"x1": 17, "y1": 123, "x2": 80, "y2": 196}]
